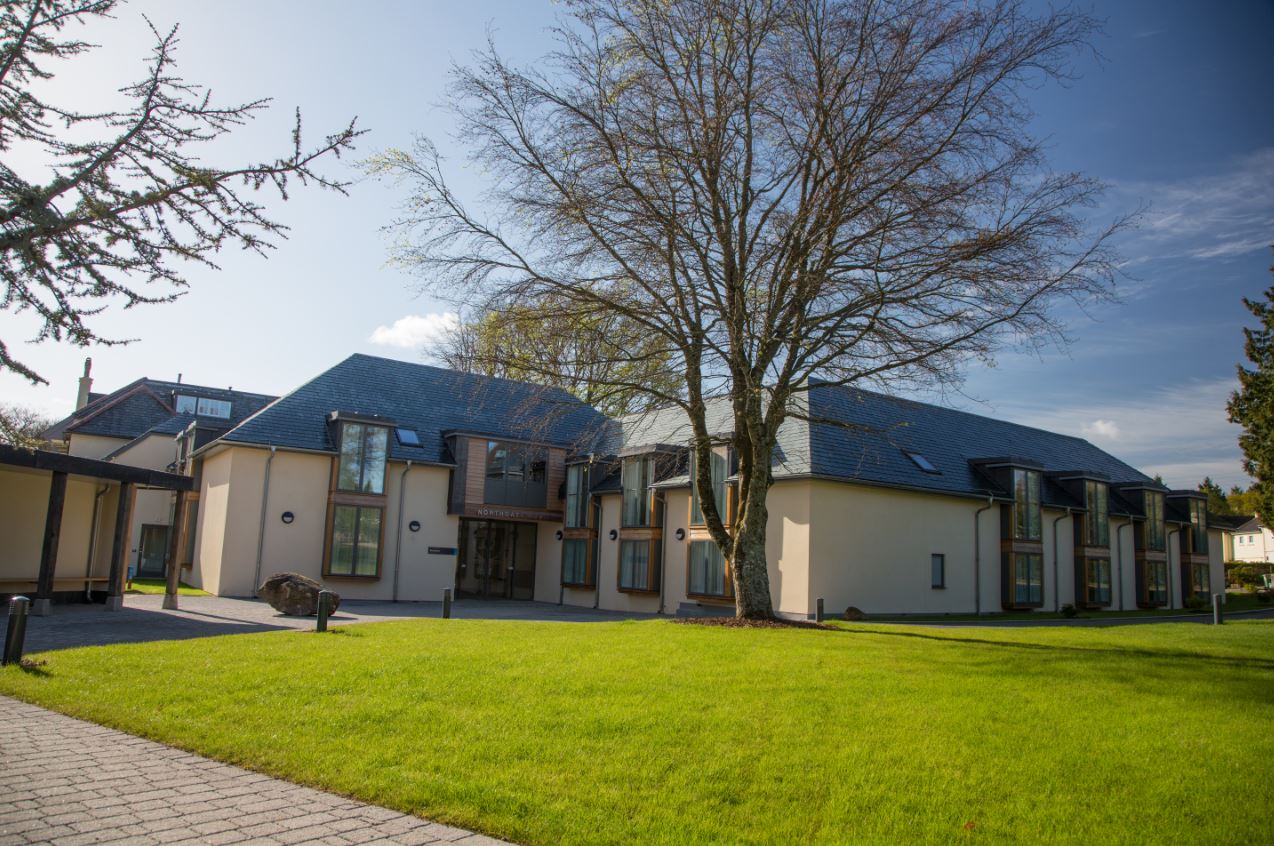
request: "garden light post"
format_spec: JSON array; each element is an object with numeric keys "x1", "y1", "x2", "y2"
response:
[
  {"x1": 3, "y1": 596, "x2": 30, "y2": 666},
  {"x1": 316, "y1": 590, "x2": 334, "y2": 633}
]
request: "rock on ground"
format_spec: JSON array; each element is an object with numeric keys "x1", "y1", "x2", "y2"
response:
[{"x1": 257, "y1": 572, "x2": 340, "y2": 616}]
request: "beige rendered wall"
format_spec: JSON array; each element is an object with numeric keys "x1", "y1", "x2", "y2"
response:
[
  {"x1": 108, "y1": 433, "x2": 177, "y2": 471},
  {"x1": 0, "y1": 468, "x2": 118, "y2": 589},
  {"x1": 808, "y1": 481, "x2": 1004, "y2": 616},
  {"x1": 67, "y1": 433, "x2": 126, "y2": 460},
  {"x1": 591, "y1": 494, "x2": 661, "y2": 614},
  {"x1": 191, "y1": 449, "x2": 234, "y2": 595},
  {"x1": 1208, "y1": 528, "x2": 1226, "y2": 602},
  {"x1": 532, "y1": 521, "x2": 564, "y2": 603},
  {"x1": 392, "y1": 465, "x2": 461, "y2": 603}
]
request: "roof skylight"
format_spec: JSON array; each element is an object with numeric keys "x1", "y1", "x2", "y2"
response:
[
  {"x1": 903, "y1": 450, "x2": 941, "y2": 474},
  {"x1": 396, "y1": 427, "x2": 421, "y2": 447}
]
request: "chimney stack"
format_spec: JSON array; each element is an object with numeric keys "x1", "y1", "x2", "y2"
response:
[{"x1": 75, "y1": 357, "x2": 93, "y2": 410}]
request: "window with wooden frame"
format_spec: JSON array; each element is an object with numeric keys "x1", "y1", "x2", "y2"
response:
[
  {"x1": 1140, "y1": 559, "x2": 1168, "y2": 606},
  {"x1": 1143, "y1": 490, "x2": 1165, "y2": 552},
  {"x1": 337, "y1": 423, "x2": 389, "y2": 494},
  {"x1": 1013, "y1": 553, "x2": 1043, "y2": 606},
  {"x1": 1083, "y1": 481, "x2": 1109, "y2": 547},
  {"x1": 689, "y1": 447, "x2": 730, "y2": 527},
  {"x1": 328, "y1": 504, "x2": 383, "y2": 577},
  {"x1": 562, "y1": 538, "x2": 591, "y2": 586},
  {"x1": 1012, "y1": 469, "x2": 1042, "y2": 541},
  {"x1": 621, "y1": 456, "x2": 655, "y2": 527},
  {"x1": 1185, "y1": 499, "x2": 1208, "y2": 555},
  {"x1": 1187, "y1": 561, "x2": 1210, "y2": 601},
  {"x1": 618, "y1": 538, "x2": 660, "y2": 593},
  {"x1": 178, "y1": 496, "x2": 200, "y2": 565},
  {"x1": 1083, "y1": 557, "x2": 1111, "y2": 606},
  {"x1": 687, "y1": 539, "x2": 731, "y2": 599},
  {"x1": 565, "y1": 464, "x2": 589, "y2": 528},
  {"x1": 561, "y1": 464, "x2": 597, "y2": 588}
]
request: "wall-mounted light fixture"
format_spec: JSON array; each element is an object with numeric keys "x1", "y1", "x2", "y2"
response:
[
  {"x1": 555, "y1": 529, "x2": 563, "y2": 541},
  {"x1": 408, "y1": 520, "x2": 421, "y2": 533},
  {"x1": 281, "y1": 511, "x2": 295, "y2": 524},
  {"x1": 674, "y1": 528, "x2": 686, "y2": 541},
  {"x1": 609, "y1": 529, "x2": 618, "y2": 541}
]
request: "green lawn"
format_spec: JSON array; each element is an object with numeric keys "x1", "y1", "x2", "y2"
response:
[
  {"x1": 872, "y1": 591, "x2": 1271, "y2": 622},
  {"x1": 3, "y1": 619, "x2": 1273, "y2": 845},
  {"x1": 124, "y1": 577, "x2": 209, "y2": 596}
]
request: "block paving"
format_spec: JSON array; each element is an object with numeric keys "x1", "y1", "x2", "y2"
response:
[{"x1": 0, "y1": 696, "x2": 512, "y2": 846}]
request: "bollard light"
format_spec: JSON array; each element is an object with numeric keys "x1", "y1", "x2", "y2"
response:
[
  {"x1": 3, "y1": 595, "x2": 30, "y2": 666},
  {"x1": 316, "y1": 590, "x2": 333, "y2": 633},
  {"x1": 1212, "y1": 593, "x2": 1223, "y2": 626},
  {"x1": 816, "y1": 597, "x2": 824, "y2": 624},
  {"x1": 443, "y1": 588, "x2": 452, "y2": 619}
]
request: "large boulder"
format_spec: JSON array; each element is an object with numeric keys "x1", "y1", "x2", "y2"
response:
[
  {"x1": 257, "y1": 572, "x2": 340, "y2": 616},
  {"x1": 841, "y1": 606, "x2": 866, "y2": 622}
]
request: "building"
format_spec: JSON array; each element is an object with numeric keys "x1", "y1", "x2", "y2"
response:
[
  {"x1": 42, "y1": 360, "x2": 275, "y2": 580},
  {"x1": 1229, "y1": 516, "x2": 1272, "y2": 564},
  {"x1": 178, "y1": 353, "x2": 1227, "y2": 617}
]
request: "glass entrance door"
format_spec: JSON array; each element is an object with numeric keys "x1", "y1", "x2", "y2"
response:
[
  {"x1": 456, "y1": 520, "x2": 538, "y2": 599},
  {"x1": 137, "y1": 524, "x2": 170, "y2": 578}
]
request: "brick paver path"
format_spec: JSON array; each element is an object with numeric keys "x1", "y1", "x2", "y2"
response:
[{"x1": 0, "y1": 696, "x2": 512, "y2": 846}]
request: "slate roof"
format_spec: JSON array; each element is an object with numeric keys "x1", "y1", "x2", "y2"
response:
[
  {"x1": 47, "y1": 379, "x2": 275, "y2": 442},
  {"x1": 607, "y1": 382, "x2": 1154, "y2": 502},
  {"x1": 209, "y1": 354, "x2": 612, "y2": 465},
  {"x1": 1218, "y1": 514, "x2": 1261, "y2": 532}
]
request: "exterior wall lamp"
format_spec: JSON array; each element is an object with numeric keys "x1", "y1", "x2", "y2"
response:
[
  {"x1": 280, "y1": 511, "x2": 294, "y2": 524},
  {"x1": 609, "y1": 529, "x2": 618, "y2": 540},
  {"x1": 674, "y1": 528, "x2": 686, "y2": 541}
]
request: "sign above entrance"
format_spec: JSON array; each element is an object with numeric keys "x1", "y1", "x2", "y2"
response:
[{"x1": 465, "y1": 505, "x2": 563, "y2": 523}]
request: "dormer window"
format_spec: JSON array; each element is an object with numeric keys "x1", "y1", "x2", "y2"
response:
[
  {"x1": 689, "y1": 447, "x2": 729, "y2": 526},
  {"x1": 337, "y1": 423, "x2": 389, "y2": 494},
  {"x1": 1144, "y1": 491, "x2": 1165, "y2": 552},
  {"x1": 622, "y1": 455, "x2": 655, "y2": 527},
  {"x1": 1012, "y1": 468, "x2": 1042, "y2": 542},
  {"x1": 1186, "y1": 499, "x2": 1208, "y2": 555},
  {"x1": 1082, "y1": 481, "x2": 1109, "y2": 547},
  {"x1": 174, "y1": 394, "x2": 231, "y2": 419}
]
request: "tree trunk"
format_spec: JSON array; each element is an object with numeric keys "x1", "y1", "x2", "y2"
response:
[{"x1": 731, "y1": 438, "x2": 776, "y2": 620}]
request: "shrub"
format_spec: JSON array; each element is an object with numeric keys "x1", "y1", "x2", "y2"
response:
[
  {"x1": 1059, "y1": 604, "x2": 1078, "y2": 618},
  {"x1": 1184, "y1": 595, "x2": 1208, "y2": 610},
  {"x1": 1257, "y1": 589, "x2": 1271, "y2": 604},
  {"x1": 1225, "y1": 561, "x2": 1270, "y2": 590}
]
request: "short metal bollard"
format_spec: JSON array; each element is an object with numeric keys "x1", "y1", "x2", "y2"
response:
[
  {"x1": 1213, "y1": 592, "x2": 1223, "y2": 625},
  {"x1": 442, "y1": 588, "x2": 452, "y2": 619},
  {"x1": 816, "y1": 597, "x2": 825, "y2": 624},
  {"x1": 316, "y1": 590, "x2": 334, "y2": 633},
  {"x1": 4, "y1": 595, "x2": 30, "y2": 666}
]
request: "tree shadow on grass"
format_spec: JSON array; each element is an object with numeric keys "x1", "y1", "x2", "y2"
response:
[{"x1": 834, "y1": 626, "x2": 1274, "y2": 672}]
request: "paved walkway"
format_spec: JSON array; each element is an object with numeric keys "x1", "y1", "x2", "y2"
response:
[
  {"x1": 0, "y1": 696, "x2": 511, "y2": 846},
  {"x1": 2, "y1": 594, "x2": 654, "y2": 653}
]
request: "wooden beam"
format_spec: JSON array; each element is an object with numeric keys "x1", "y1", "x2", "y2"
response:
[
  {"x1": 162, "y1": 490, "x2": 187, "y2": 610},
  {"x1": 33, "y1": 471, "x2": 68, "y2": 616},
  {"x1": 104, "y1": 483, "x2": 134, "y2": 611}
]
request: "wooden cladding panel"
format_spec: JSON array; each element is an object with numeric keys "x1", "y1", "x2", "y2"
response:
[{"x1": 448, "y1": 436, "x2": 568, "y2": 520}]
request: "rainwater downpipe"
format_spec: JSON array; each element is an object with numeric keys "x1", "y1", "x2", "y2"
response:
[
  {"x1": 656, "y1": 490, "x2": 668, "y2": 615},
  {"x1": 1115, "y1": 519, "x2": 1133, "y2": 611},
  {"x1": 83, "y1": 484, "x2": 109, "y2": 600},
  {"x1": 392, "y1": 461, "x2": 413, "y2": 602},
  {"x1": 1051, "y1": 508, "x2": 1072, "y2": 613},
  {"x1": 1167, "y1": 529, "x2": 1180, "y2": 609},
  {"x1": 252, "y1": 446, "x2": 277, "y2": 593},
  {"x1": 973, "y1": 495, "x2": 994, "y2": 615}
]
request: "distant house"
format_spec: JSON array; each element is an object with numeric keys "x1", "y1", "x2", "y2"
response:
[
  {"x1": 41, "y1": 359, "x2": 275, "y2": 581},
  {"x1": 1229, "y1": 516, "x2": 1273, "y2": 564},
  {"x1": 175, "y1": 353, "x2": 1227, "y2": 617}
]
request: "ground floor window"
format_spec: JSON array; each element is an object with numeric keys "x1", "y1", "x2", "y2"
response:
[
  {"x1": 1142, "y1": 559, "x2": 1168, "y2": 605},
  {"x1": 688, "y1": 540, "x2": 729, "y2": 598},
  {"x1": 1014, "y1": 553, "x2": 1043, "y2": 606},
  {"x1": 931, "y1": 553, "x2": 945, "y2": 589},
  {"x1": 1084, "y1": 558, "x2": 1112, "y2": 606},
  {"x1": 328, "y1": 505, "x2": 382, "y2": 576},
  {"x1": 1188, "y1": 561, "x2": 1210, "y2": 601},
  {"x1": 619, "y1": 539, "x2": 659, "y2": 592},
  {"x1": 562, "y1": 538, "x2": 591, "y2": 586}
]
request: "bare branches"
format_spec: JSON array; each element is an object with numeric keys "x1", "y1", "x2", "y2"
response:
[
  {"x1": 372, "y1": 0, "x2": 1124, "y2": 618},
  {"x1": 0, "y1": 0, "x2": 364, "y2": 383}
]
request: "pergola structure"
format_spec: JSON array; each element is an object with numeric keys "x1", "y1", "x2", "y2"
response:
[{"x1": 0, "y1": 444, "x2": 194, "y2": 615}]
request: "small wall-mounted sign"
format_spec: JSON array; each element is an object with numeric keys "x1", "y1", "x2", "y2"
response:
[
  {"x1": 408, "y1": 520, "x2": 421, "y2": 533},
  {"x1": 428, "y1": 546, "x2": 458, "y2": 556}
]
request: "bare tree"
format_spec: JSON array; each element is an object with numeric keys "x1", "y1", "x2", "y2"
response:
[
  {"x1": 372, "y1": 0, "x2": 1124, "y2": 618},
  {"x1": 0, "y1": 402, "x2": 53, "y2": 448},
  {"x1": 429, "y1": 299, "x2": 683, "y2": 417},
  {"x1": 0, "y1": 0, "x2": 363, "y2": 384}
]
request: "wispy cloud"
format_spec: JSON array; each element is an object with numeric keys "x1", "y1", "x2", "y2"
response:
[
  {"x1": 368, "y1": 312, "x2": 459, "y2": 349},
  {"x1": 1109, "y1": 148, "x2": 1274, "y2": 263},
  {"x1": 989, "y1": 378, "x2": 1248, "y2": 489}
]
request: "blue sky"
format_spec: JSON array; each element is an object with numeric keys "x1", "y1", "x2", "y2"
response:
[{"x1": 1, "y1": 0, "x2": 1270, "y2": 490}]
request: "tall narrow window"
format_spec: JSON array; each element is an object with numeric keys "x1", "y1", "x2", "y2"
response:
[
  {"x1": 1145, "y1": 560, "x2": 1168, "y2": 605},
  {"x1": 337, "y1": 423, "x2": 388, "y2": 494},
  {"x1": 1012, "y1": 469, "x2": 1042, "y2": 541},
  {"x1": 562, "y1": 538, "x2": 589, "y2": 586},
  {"x1": 1188, "y1": 499, "x2": 1208, "y2": 555},
  {"x1": 1144, "y1": 491, "x2": 1165, "y2": 552},
  {"x1": 619, "y1": 540, "x2": 652, "y2": 591},
  {"x1": 1085, "y1": 558, "x2": 1111, "y2": 605},
  {"x1": 688, "y1": 540, "x2": 728, "y2": 597},
  {"x1": 621, "y1": 456, "x2": 654, "y2": 527},
  {"x1": 931, "y1": 554, "x2": 945, "y2": 589},
  {"x1": 1014, "y1": 553, "x2": 1043, "y2": 605},
  {"x1": 1084, "y1": 481, "x2": 1109, "y2": 546},
  {"x1": 690, "y1": 448, "x2": 728, "y2": 526},
  {"x1": 565, "y1": 464, "x2": 588, "y2": 528},
  {"x1": 328, "y1": 505, "x2": 382, "y2": 576}
]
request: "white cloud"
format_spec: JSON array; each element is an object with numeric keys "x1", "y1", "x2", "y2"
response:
[
  {"x1": 368, "y1": 312, "x2": 459, "y2": 349},
  {"x1": 1082, "y1": 419, "x2": 1120, "y2": 441}
]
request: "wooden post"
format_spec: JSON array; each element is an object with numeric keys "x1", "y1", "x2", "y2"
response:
[
  {"x1": 33, "y1": 472, "x2": 68, "y2": 616},
  {"x1": 163, "y1": 489, "x2": 188, "y2": 610},
  {"x1": 104, "y1": 483, "x2": 133, "y2": 612}
]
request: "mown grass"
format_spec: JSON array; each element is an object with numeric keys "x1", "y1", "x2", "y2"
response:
[
  {"x1": 3, "y1": 619, "x2": 1273, "y2": 845},
  {"x1": 872, "y1": 590, "x2": 1271, "y2": 622},
  {"x1": 124, "y1": 578, "x2": 209, "y2": 596}
]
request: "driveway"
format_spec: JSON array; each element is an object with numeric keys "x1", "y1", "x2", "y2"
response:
[{"x1": 1, "y1": 594, "x2": 654, "y2": 653}]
